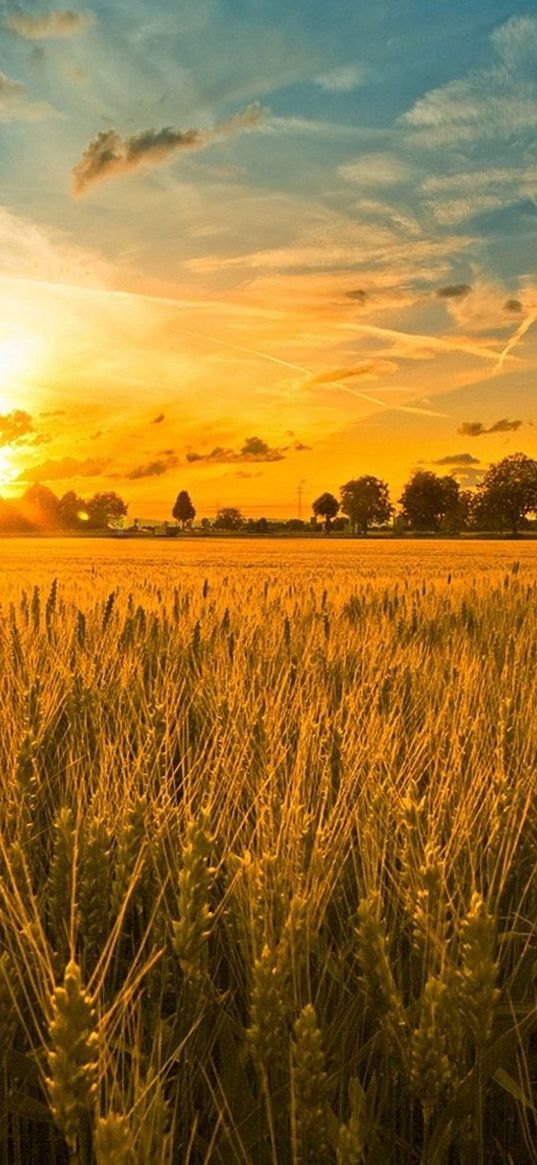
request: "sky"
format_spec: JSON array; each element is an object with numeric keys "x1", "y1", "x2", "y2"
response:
[{"x1": 0, "y1": 0, "x2": 536, "y2": 519}]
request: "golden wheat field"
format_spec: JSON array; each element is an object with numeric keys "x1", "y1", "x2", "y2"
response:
[{"x1": 2, "y1": 537, "x2": 537, "y2": 1165}]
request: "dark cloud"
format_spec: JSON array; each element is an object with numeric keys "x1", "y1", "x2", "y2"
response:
[
  {"x1": 73, "y1": 102, "x2": 266, "y2": 194},
  {"x1": 433, "y1": 452, "x2": 481, "y2": 466},
  {"x1": 458, "y1": 418, "x2": 522, "y2": 437},
  {"x1": 291, "y1": 441, "x2": 311, "y2": 451},
  {"x1": 152, "y1": 413, "x2": 165, "y2": 424},
  {"x1": 436, "y1": 284, "x2": 472, "y2": 299},
  {"x1": 124, "y1": 453, "x2": 180, "y2": 480},
  {"x1": 40, "y1": 409, "x2": 66, "y2": 417},
  {"x1": 488, "y1": 417, "x2": 522, "y2": 434},
  {"x1": 18, "y1": 456, "x2": 109, "y2": 482},
  {"x1": 308, "y1": 360, "x2": 396, "y2": 386},
  {"x1": 504, "y1": 298, "x2": 523, "y2": 313},
  {"x1": 0, "y1": 410, "x2": 34, "y2": 446},
  {"x1": 185, "y1": 434, "x2": 295, "y2": 465},
  {"x1": 346, "y1": 289, "x2": 369, "y2": 304},
  {"x1": 6, "y1": 10, "x2": 95, "y2": 40}
]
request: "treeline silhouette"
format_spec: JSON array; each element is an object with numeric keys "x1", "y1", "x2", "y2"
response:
[
  {"x1": 0, "y1": 483, "x2": 127, "y2": 532},
  {"x1": 173, "y1": 453, "x2": 537, "y2": 537},
  {"x1": 3, "y1": 451, "x2": 537, "y2": 536}
]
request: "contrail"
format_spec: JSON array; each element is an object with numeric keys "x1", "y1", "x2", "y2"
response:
[
  {"x1": 341, "y1": 322, "x2": 508, "y2": 363},
  {"x1": 494, "y1": 313, "x2": 537, "y2": 373},
  {"x1": 0, "y1": 272, "x2": 448, "y2": 416}
]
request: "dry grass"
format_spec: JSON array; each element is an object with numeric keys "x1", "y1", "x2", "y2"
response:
[{"x1": 0, "y1": 540, "x2": 536, "y2": 1163}]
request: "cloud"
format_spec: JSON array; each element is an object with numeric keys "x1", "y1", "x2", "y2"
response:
[
  {"x1": 124, "y1": 452, "x2": 179, "y2": 480},
  {"x1": 6, "y1": 9, "x2": 95, "y2": 40},
  {"x1": 436, "y1": 284, "x2": 472, "y2": 299},
  {"x1": 307, "y1": 360, "x2": 397, "y2": 387},
  {"x1": 346, "y1": 289, "x2": 369, "y2": 304},
  {"x1": 18, "y1": 456, "x2": 109, "y2": 482},
  {"x1": 432, "y1": 452, "x2": 481, "y2": 466},
  {"x1": 453, "y1": 467, "x2": 487, "y2": 487},
  {"x1": 315, "y1": 64, "x2": 367, "y2": 93},
  {"x1": 0, "y1": 410, "x2": 34, "y2": 446},
  {"x1": 404, "y1": 16, "x2": 537, "y2": 147},
  {"x1": 338, "y1": 153, "x2": 412, "y2": 187},
  {"x1": 488, "y1": 418, "x2": 523, "y2": 434},
  {"x1": 0, "y1": 71, "x2": 57, "y2": 121},
  {"x1": 73, "y1": 102, "x2": 267, "y2": 194},
  {"x1": 457, "y1": 418, "x2": 522, "y2": 437},
  {"x1": 504, "y1": 298, "x2": 523, "y2": 314},
  {"x1": 186, "y1": 434, "x2": 295, "y2": 464}
]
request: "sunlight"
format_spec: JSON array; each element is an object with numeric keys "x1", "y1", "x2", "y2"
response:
[
  {"x1": 0, "y1": 334, "x2": 38, "y2": 409},
  {"x1": 0, "y1": 447, "x2": 18, "y2": 489}
]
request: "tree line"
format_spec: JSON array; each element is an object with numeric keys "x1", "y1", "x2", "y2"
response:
[
  {"x1": 173, "y1": 453, "x2": 537, "y2": 536},
  {"x1": 0, "y1": 484, "x2": 127, "y2": 532}
]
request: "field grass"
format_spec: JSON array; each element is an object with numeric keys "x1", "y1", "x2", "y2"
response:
[{"x1": 1, "y1": 539, "x2": 537, "y2": 1164}]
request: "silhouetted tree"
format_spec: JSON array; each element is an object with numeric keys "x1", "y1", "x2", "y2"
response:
[
  {"x1": 312, "y1": 492, "x2": 340, "y2": 533},
  {"x1": 399, "y1": 471, "x2": 459, "y2": 532},
  {"x1": 21, "y1": 483, "x2": 60, "y2": 530},
  {"x1": 213, "y1": 506, "x2": 244, "y2": 531},
  {"x1": 476, "y1": 452, "x2": 537, "y2": 534},
  {"x1": 172, "y1": 490, "x2": 196, "y2": 529},
  {"x1": 340, "y1": 476, "x2": 393, "y2": 535},
  {"x1": 86, "y1": 491, "x2": 127, "y2": 529},
  {"x1": 58, "y1": 490, "x2": 87, "y2": 530}
]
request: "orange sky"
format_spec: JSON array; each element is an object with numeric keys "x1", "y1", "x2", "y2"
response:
[{"x1": 1, "y1": 3, "x2": 536, "y2": 519}]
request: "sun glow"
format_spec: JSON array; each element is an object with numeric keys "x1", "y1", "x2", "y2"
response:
[
  {"x1": 0, "y1": 447, "x2": 18, "y2": 490},
  {"x1": 0, "y1": 333, "x2": 38, "y2": 410}
]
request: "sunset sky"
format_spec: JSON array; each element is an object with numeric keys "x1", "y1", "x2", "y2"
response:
[{"x1": 0, "y1": 0, "x2": 536, "y2": 518}]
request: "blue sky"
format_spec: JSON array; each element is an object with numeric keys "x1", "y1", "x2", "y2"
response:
[{"x1": 0, "y1": 0, "x2": 535, "y2": 515}]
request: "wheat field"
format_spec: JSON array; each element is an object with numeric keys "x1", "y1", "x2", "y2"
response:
[{"x1": 1, "y1": 538, "x2": 537, "y2": 1164}]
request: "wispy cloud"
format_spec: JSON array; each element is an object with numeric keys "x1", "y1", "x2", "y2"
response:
[
  {"x1": 0, "y1": 71, "x2": 57, "y2": 121},
  {"x1": 404, "y1": 15, "x2": 537, "y2": 148},
  {"x1": 6, "y1": 9, "x2": 94, "y2": 40},
  {"x1": 338, "y1": 153, "x2": 412, "y2": 187},
  {"x1": 73, "y1": 102, "x2": 267, "y2": 193},
  {"x1": 315, "y1": 63, "x2": 367, "y2": 93},
  {"x1": 307, "y1": 360, "x2": 397, "y2": 387},
  {"x1": 18, "y1": 456, "x2": 109, "y2": 482}
]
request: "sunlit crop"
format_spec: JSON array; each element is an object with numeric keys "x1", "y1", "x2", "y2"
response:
[{"x1": 1, "y1": 540, "x2": 537, "y2": 1163}]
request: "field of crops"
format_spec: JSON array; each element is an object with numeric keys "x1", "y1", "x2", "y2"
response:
[{"x1": 1, "y1": 538, "x2": 537, "y2": 1164}]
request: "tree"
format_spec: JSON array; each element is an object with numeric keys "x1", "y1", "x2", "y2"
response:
[
  {"x1": 476, "y1": 452, "x2": 537, "y2": 534},
  {"x1": 21, "y1": 483, "x2": 60, "y2": 530},
  {"x1": 172, "y1": 490, "x2": 196, "y2": 529},
  {"x1": 399, "y1": 471, "x2": 459, "y2": 532},
  {"x1": 340, "y1": 476, "x2": 393, "y2": 535},
  {"x1": 312, "y1": 492, "x2": 340, "y2": 534},
  {"x1": 58, "y1": 491, "x2": 87, "y2": 530},
  {"x1": 86, "y1": 491, "x2": 127, "y2": 529},
  {"x1": 213, "y1": 506, "x2": 244, "y2": 531}
]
